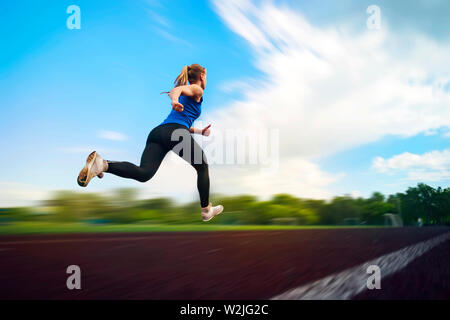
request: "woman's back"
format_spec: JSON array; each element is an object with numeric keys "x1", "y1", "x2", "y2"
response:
[{"x1": 162, "y1": 95, "x2": 203, "y2": 129}]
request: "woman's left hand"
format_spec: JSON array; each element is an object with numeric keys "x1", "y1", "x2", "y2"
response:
[{"x1": 202, "y1": 124, "x2": 212, "y2": 136}]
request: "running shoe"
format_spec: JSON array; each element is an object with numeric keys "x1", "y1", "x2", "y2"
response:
[
  {"x1": 77, "y1": 151, "x2": 107, "y2": 187},
  {"x1": 202, "y1": 203, "x2": 224, "y2": 222}
]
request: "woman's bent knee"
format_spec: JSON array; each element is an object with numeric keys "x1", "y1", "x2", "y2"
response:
[{"x1": 138, "y1": 171, "x2": 155, "y2": 182}]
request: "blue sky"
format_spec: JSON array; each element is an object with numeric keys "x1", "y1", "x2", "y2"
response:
[{"x1": 1, "y1": 0, "x2": 449, "y2": 206}]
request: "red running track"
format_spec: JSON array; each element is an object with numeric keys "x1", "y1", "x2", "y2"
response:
[{"x1": 0, "y1": 227, "x2": 449, "y2": 300}]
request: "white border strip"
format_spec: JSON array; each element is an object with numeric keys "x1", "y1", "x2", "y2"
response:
[{"x1": 271, "y1": 231, "x2": 450, "y2": 300}]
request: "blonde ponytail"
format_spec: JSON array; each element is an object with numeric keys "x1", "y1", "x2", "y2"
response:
[
  {"x1": 174, "y1": 65, "x2": 189, "y2": 87},
  {"x1": 161, "y1": 64, "x2": 205, "y2": 94}
]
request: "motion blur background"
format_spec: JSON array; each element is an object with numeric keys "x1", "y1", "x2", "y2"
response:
[{"x1": 1, "y1": 0, "x2": 450, "y2": 232}]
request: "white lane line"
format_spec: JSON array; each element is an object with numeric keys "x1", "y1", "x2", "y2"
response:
[{"x1": 271, "y1": 231, "x2": 450, "y2": 300}]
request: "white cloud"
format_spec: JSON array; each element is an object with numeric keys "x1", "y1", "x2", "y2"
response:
[
  {"x1": 210, "y1": 0, "x2": 450, "y2": 157},
  {"x1": 372, "y1": 149, "x2": 450, "y2": 181},
  {"x1": 211, "y1": 157, "x2": 343, "y2": 199},
  {"x1": 147, "y1": 10, "x2": 170, "y2": 28},
  {"x1": 0, "y1": 182, "x2": 52, "y2": 207},
  {"x1": 154, "y1": 27, "x2": 193, "y2": 47},
  {"x1": 144, "y1": 6, "x2": 192, "y2": 47},
  {"x1": 203, "y1": 0, "x2": 450, "y2": 197},
  {"x1": 219, "y1": 79, "x2": 255, "y2": 94},
  {"x1": 98, "y1": 130, "x2": 128, "y2": 141}
]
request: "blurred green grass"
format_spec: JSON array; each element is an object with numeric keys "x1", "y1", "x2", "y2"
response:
[{"x1": 0, "y1": 222, "x2": 384, "y2": 235}]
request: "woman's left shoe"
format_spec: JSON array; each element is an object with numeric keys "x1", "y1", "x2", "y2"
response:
[{"x1": 77, "y1": 151, "x2": 107, "y2": 187}]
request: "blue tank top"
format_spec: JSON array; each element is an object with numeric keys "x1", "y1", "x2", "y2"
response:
[{"x1": 161, "y1": 95, "x2": 203, "y2": 129}]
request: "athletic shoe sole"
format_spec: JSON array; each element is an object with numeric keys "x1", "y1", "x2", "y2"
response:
[{"x1": 77, "y1": 151, "x2": 98, "y2": 187}]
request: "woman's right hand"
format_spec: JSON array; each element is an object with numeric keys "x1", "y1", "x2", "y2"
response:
[{"x1": 172, "y1": 100, "x2": 184, "y2": 112}]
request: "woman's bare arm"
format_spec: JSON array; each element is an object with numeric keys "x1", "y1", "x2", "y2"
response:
[
  {"x1": 168, "y1": 84, "x2": 203, "y2": 101},
  {"x1": 166, "y1": 84, "x2": 203, "y2": 112}
]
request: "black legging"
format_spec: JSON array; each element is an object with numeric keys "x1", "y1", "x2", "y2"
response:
[{"x1": 106, "y1": 123, "x2": 210, "y2": 207}]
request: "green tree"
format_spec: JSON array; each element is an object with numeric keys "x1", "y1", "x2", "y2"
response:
[
  {"x1": 359, "y1": 192, "x2": 395, "y2": 225},
  {"x1": 322, "y1": 196, "x2": 362, "y2": 225}
]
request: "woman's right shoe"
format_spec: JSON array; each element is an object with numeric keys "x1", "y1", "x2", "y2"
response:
[{"x1": 201, "y1": 203, "x2": 224, "y2": 222}]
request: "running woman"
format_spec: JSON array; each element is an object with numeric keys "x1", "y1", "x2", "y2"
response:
[{"x1": 77, "y1": 64, "x2": 223, "y2": 221}]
